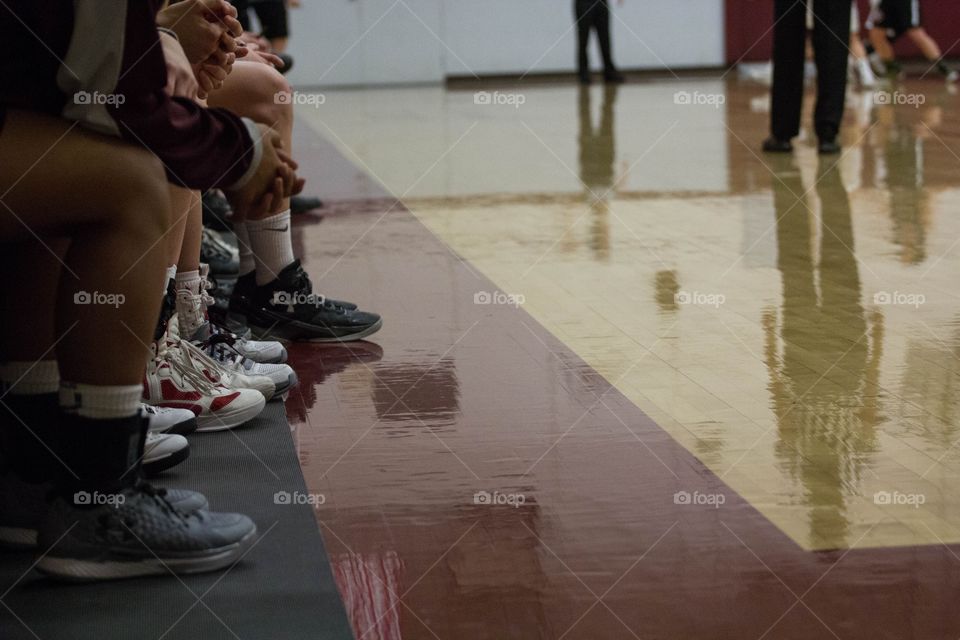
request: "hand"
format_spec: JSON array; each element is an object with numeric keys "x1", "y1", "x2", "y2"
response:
[
  {"x1": 159, "y1": 32, "x2": 199, "y2": 99},
  {"x1": 226, "y1": 124, "x2": 303, "y2": 218},
  {"x1": 157, "y1": 0, "x2": 236, "y2": 64},
  {"x1": 193, "y1": 47, "x2": 236, "y2": 98},
  {"x1": 241, "y1": 48, "x2": 284, "y2": 68}
]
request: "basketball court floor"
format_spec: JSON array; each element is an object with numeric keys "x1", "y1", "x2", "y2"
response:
[{"x1": 284, "y1": 75, "x2": 960, "y2": 639}]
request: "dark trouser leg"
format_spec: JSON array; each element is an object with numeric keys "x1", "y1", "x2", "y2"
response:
[
  {"x1": 575, "y1": 2, "x2": 592, "y2": 78},
  {"x1": 595, "y1": 1, "x2": 616, "y2": 72},
  {"x1": 812, "y1": 0, "x2": 852, "y2": 142},
  {"x1": 770, "y1": 0, "x2": 808, "y2": 140}
]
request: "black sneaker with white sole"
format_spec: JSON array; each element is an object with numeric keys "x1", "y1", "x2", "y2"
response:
[
  {"x1": 229, "y1": 261, "x2": 381, "y2": 342},
  {"x1": 36, "y1": 484, "x2": 254, "y2": 581}
]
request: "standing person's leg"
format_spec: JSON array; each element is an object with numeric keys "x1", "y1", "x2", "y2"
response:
[
  {"x1": 595, "y1": 0, "x2": 623, "y2": 81},
  {"x1": 253, "y1": 0, "x2": 290, "y2": 52},
  {"x1": 811, "y1": 0, "x2": 852, "y2": 151},
  {"x1": 766, "y1": 0, "x2": 808, "y2": 149},
  {"x1": 575, "y1": 0, "x2": 593, "y2": 83}
]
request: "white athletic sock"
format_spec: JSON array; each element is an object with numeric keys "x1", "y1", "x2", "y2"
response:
[
  {"x1": 175, "y1": 269, "x2": 201, "y2": 295},
  {"x1": 0, "y1": 360, "x2": 59, "y2": 395},
  {"x1": 59, "y1": 382, "x2": 142, "y2": 419},
  {"x1": 246, "y1": 210, "x2": 295, "y2": 285},
  {"x1": 234, "y1": 222, "x2": 256, "y2": 277},
  {"x1": 164, "y1": 265, "x2": 177, "y2": 295}
]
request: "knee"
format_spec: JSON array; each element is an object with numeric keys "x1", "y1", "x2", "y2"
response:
[
  {"x1": 252, "y1": 66, "x2": 294, "y2": 126},
  {"x1": 109, "y1": 151, "x2": 171, "y2": 240}
]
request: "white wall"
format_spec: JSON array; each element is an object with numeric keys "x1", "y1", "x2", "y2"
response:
[{"x1": 286, "y1": 0, "x2": 724, "y2": 87}]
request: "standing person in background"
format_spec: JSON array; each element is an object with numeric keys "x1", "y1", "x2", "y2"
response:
[
  {"x1": 866, "y1": 0, "x2": 958, "y2": 82},
  {"x1": 233, "y1": 0, "x2": 291, "y2": 52},
  {"x1": 575, "y1": 0, "x2": 626, "y2": 85},
  {"x1": 763, "y1": 0, "x2": 852, "y2": 155}
]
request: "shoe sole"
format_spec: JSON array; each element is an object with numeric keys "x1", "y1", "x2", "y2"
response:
[
  {"x1": 267, "y1": 372, "x2": 298, "y2": 402},
  {"x1": 250, "y1": 317, "x2": 383, "y2": 344},
  {"x1": 195, "y1": 394, "x2": 266, "y2": 432},
  {"x1": 36, "y1": 528, "x2": 257, "y2": 582},
  {"x1": 149, "y1": 415, "x2": 199, "y2": 437},
  {"x1": 142, "y1": 444, "x2": 190, "y2": 476},
  {"x1": 0, "y1": 526, "x2": 37, "y2": 550}
]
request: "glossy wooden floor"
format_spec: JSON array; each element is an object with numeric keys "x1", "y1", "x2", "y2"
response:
[{"x1": 287, "y1": 76, "x2": 960, "y2": 639}]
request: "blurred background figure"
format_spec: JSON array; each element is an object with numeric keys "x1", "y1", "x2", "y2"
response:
[
  {"x1": 233, "y1": 0, "x2": 291, "y2": 52},
  {"x1": 764, "y1": 0, "x2": 852, "y2": 154},
  {"x1": 867, "y1": 0, "x2": 958, "y2": 81},
  {"x1": 575, "y1": 0, "x2": 626, "y2": 85}
]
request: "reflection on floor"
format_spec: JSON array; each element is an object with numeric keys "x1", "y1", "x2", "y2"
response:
[{"x1": 288, "y1": 76, "x2": 960, "y2": 639}]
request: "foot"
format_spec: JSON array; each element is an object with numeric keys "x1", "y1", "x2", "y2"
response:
[
  {"x1": 142, "y1": 403, "x2": 198, "y2": 436},
  {"x1": 818, "y1": 139, "x2": 841, "y2": 155},
  {"x1": 36, "y1": 484, "x2": 255, "y2": 581},
  {"x1": 579, "y1": 73, "x2": 592, "y2": 85},
  {"x1": 143, "y1": 340, "x2": 266, "y2": 432},
  {"x1": 762, "y1": 137, "x2": 793, "y2": 153},
  {"x1": 143, "y1": 432, "x2": 190, "y2": 476},
  {"x1": 0, "y1": 472, "x2": 207, "y2": 550},
  {"x1": 231, "y1": 262, "x2": 382, "y2": 343},
  {"x1": 604, "y1": 70, "x2": 625, "y2": 84},
  {"x1": 290, "y1": 195, "x2": 324, "y2": 214},
  {"x1": 171, "y1": 316, "x2": 298, "y2": 400}
]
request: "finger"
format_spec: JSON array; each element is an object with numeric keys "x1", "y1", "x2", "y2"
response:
[
  {"x1": 276, "y1": 150, "x2": 299, "y2": 170},
  {"x1": 264, "y1": 53, "x2": 284, "y2": 69},
  {"x1": 292, "y1": 177, "x2": 306, "y2": 196},
  {"x1": 223, "y1": 14, "x2": 243, "y2": 38}
]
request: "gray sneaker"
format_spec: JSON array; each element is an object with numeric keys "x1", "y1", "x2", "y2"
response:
[
  {"x1": 0, "y1": 473, "x2": 208, "y2": 551},
  {"x1": 36, "y1": 485, "x2": 255, "y2": 581}
]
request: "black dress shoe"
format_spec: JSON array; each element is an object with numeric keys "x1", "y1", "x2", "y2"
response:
[
  {"x1": 579, "y1": 73, "x2": 592, "y2": 85},
  {"x1": 818, "y1": 139, "x2": 841, "y2": 155},
  {"x1": 762, "y1": 137, "x2": 793, "y2": 153},
  {"x1": 604, "y1": 70, "x2": 626, "y2": 84},
  {"x1": 290, "y1": 195, "x2": 324, "y2": 214},
  {"x1": 277, "y1": 52, "x2": 294, "y2": 75}
]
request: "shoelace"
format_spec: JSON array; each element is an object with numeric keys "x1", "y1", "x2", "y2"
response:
[
  {"x1": 200, "y1": 331, "x2": 247, "y2": 366},
  {"x1": 178, "y1": 337, "x2": 237, "y2": 384},
  {"x1": 154, "y1": 340, "x2": 218, "y2": 394},
  {"x1": 136, "y1": 481, "x2": 191, "y2": 525},
  {"x1": 289, "y1": 268, "x2": 346, "y2": 314}
]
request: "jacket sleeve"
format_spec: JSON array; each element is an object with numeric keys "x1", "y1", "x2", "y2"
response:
[{"x1": 107, "y1": 0, "x2": 261, "y2": 190}]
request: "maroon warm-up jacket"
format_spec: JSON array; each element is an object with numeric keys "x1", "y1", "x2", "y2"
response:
[{"x1": 0, "y1": 0, "x2": 262, "y2": 190}]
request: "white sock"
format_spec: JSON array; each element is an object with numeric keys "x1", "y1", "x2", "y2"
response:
[
  {"x1": 0, "y1": 360, "x2": 59, "y2": 395},
  {"x1": 175, "y1": 269, "x2": 201, "y2": 295},
  {"x1": 234, "y1": 222, "x2": 255, "y2": 277},
  {"x1": 246, "y1": 210, "x2": 295, "y2": 285},
  {"x1": 164, "y1": 265, "x2": 177, "y2": 295},
  {"x1": 59, "y1": 382, "x2": 142, "y2": 419}
]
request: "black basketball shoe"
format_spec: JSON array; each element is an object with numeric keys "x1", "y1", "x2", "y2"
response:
[{"x1": 229, "y1": 261, "x2": 382, "y2": 342}]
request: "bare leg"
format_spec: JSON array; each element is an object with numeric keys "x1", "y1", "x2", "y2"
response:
[
  {"x1": 207, "y1": 61, "x2": 293, "y2": 222},
  {"x1": 170, "y1": 187, "x2": 201, "y2": 274},
  {"x1": 870, "y1": 27, "x2": 895, "y2": 62},
  {"x1": 906, "y1": 27, "x2": 942, "y2": 61},
  {"x1": 0, "y1": 110, "x2": 169, "y2": 384}
]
